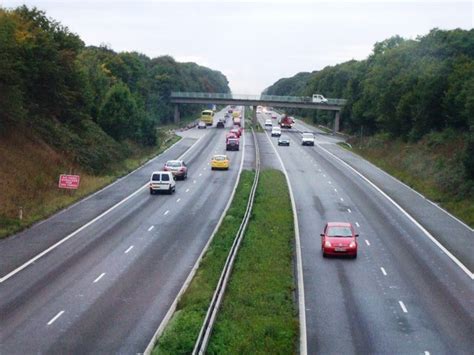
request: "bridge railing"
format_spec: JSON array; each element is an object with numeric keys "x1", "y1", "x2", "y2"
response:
[{"x1": 170, "y1": 92, "x2": 347, "y2": 106}]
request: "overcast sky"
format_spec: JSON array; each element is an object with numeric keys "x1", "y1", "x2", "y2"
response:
[{"x1": 2, "y1": 0, "x2": 473, "y2": 93}]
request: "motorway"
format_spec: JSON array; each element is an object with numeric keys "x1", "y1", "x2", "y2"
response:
[
  {"x1": 258, "y1": 111, "x2": 474, "y2": 354},
  {"x1": 0, "y1": 107, "x2": 250, "y2": 353}
]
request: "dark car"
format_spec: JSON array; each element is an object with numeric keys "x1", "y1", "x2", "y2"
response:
[
  {"x1": 217, "y1": 119, "x2": 225, "y2": 128},
  {"x1": 163, "y1": 160, "x2": 188, "y2": 180},
  {"x1": 278, "y1": 136, "x2": 290, "y2": 146}
]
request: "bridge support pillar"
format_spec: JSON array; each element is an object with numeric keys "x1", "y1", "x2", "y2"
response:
[
  {"x1": 252, "y1": 105, "x2": 257, "y2": 126},
  {"x1": 334, "y1": 111, "x2": 340, "y2": 133},
  {"x1": 174, "y1": 105, "x2": 180, "y2": 124}
]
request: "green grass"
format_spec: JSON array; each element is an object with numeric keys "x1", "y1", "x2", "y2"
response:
[
  {"x1": 154, "y1": 170, "x2": 255, "y2": 354},
  {"x1": 207, "y1": 169, "x2": 298, "y2": 354},
  {"x1": 342, "y1": 135, "x2": 474, "y2": 228},
  {"x1": 0, "y1": 132, "x2": 181, "y2": 238}
]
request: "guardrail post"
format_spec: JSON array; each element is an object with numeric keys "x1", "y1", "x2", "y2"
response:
[
  {"x1": 333, "y1": 111, "x2": 340, "y2": 133},
  {"x1": 174, "y1": 105, "x2": 180, "y2": 124}
]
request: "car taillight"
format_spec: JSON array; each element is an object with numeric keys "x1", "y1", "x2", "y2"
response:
[
  {"x1": 164, "y1": 166, "x2": 168, "y2": 171},
  {"x1": 349, "y1": 242, "x2": 356, "y2": 248},
  {"x1": 325, "y1": 241, "x2": 331, "y2": 248}
]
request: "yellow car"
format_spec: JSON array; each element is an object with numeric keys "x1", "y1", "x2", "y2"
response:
[{"x1": 211, "y1": 154, "x2": 230, "y2": 170}]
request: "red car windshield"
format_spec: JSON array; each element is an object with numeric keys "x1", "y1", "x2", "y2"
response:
[{"x1": 327, "y1": 226, "x2": 352, "y2": 237}]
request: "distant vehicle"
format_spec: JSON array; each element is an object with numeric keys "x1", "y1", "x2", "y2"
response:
[
  {"x1": 201, "y1": 109, "x2": 214, "y2": 125},
  {"x1": 278, "y1": 135, "x2": 290, "y2": 146},
  {"x1": 265, "y1": 119, "x2": 272, "y2": 127},
  {"x1": 320, "y1": 222, "x2": 358, "y2": 258},
  {"x1": 149, "y1": 171, "x2": 176, "y2": 194},
  {"x1": 230, "y1": 127, "x2": 241, "y2": 138},
  {"x1": 272, "y1": 113, "x2": 277, "y2": 119},
  {"x1": 228, "y1": 109, "x2": 233, "y2": 114},
  {"x1": 164, "y1": 160, "x2": 188, "y2": 180},
  {"x1": 198, "y1": 121, "x2": 206, "y2": 129},
  {"x1": 217, "y1": 118, "x2": 225, "y2": 128},
  {"x1": 232, "y1": 111, "x2": 240, "y2": 118},
  {"x1": 312, "y1": 94, "x2": 328, "y2": 104},
  {"x1": 226, "y1": 136, "x2": 240, "y2": 151},
  {"x1": 279, "y1": 115, "x2": 295, "y2": 128},
  {"x1": 301, "y1": 132, "x2": 315, "y2": 146},
  {"x1": 224, "y1": 113, "x2": 230, "y2": 119},
  {"x1": 233, "y1": 116, "x2": 241, "y2": 126},
  {"x1": 211, "y1": 154, "x2": 230, "y2": 170},
  {"x1": 271, "y1": 126, "x2": 282, "y2": 137}
]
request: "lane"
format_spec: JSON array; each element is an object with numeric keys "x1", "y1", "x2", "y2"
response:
[
  {"x1": 0, "y1": 107, "x2": 248, "y2": 353},
  {"x1": 0, "y1": 133, "x2": 200, "y2": 276},
  {"x1": 259, "y1": 112, "x2": 474, "y2": 354}
]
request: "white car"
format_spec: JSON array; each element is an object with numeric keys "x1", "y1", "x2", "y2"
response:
[
  {"x1": 312, "y1": 94, "x2": 328, "y2": 104},
  {"x1": 149, "y1": 171, "x2": 176, "y2": 194},
  {"x1": 265, "y1": 119, "x2": 272, "y2": 127},
  {"x1": 271, "y1": 126, "x2": 282, "y2": 137},
  {"x1": 301, "y1": 132, "x2": 315, "y2": 146}
]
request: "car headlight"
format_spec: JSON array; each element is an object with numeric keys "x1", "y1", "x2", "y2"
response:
[
  {"x1": 324, "y1": 241, "x2": 331, "y2": 248},
  {"x1": 349, "y1": 242, "x2": 356, "y2": 248}
]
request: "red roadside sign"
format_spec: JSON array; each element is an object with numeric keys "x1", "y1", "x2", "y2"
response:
[{"x1": 58, "y1": 174, "x2": 80, "y2": 190}]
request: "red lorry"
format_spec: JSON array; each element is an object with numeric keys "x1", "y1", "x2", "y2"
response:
[{"x1": 279, "y1": 115, "x2": 295, "y2": 128}]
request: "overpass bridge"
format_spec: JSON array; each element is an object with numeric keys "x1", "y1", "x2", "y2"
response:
[{"x1": 170, "y1": 92, "x2": 347, "y2": 132}]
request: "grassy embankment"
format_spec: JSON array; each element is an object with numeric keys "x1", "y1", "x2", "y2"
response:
[
  {"x1": 0, "y1": 128, "x2": 180, "y2": 238},
  {"x1": 343, "y1": 131, "x2": 474, "y2": 227},
  {"x1": 155, "y1": 170, "x2": 297, "y2": 354}
]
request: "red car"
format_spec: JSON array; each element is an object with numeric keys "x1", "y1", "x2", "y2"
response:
[
  {"x1": 163, "y1": 160, "x2": 188, "y2": 180},
  {"x1": 229, "y1": 127, "x2": 241, "y2": 138},
  {"x1": 320, "y1": 222, "x2": 358, "y2": 258}
]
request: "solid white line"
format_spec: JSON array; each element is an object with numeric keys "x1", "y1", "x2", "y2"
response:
[
  {"x1": 93, "y1": 272, "x2": 106, "y2": 283},
  {"x1": 164, "y1": 210, "x2": 169, "y2": 216},
  {"x1": 399, "y1": 300, "x2": 408, "y2": 313},
  {"x1": 316, "y1": 143, "x2": 474, "y2": 280},
  {"x1": 176, "y1": 198, "x2": 181, "y2": 203},
  {"x1": 356, "y1": 222, "x2": 360, "y2": 227},
  {"x1": 262, "y1": 128, "x2": 308, "y2": 355},
  {"x1": 347, "y1": 208, "x2": 352, "y2": 213},
  {"x1": 380, "y1": 267, "x2": 387, "y2": 276},
  {"x1": 0, "y1": 133, "x2": 206, "y2": 283},
  {"x1": 365, "y1": 239, "x2": 371, "y2": 246},
  {"x1": 47, "y1": 310, "x2": 64, "y2": 325},
  {"x1": 124, "y1": 245, "x2": 134, "y2": 254},
  {"x1": 186, "y1": 188, "x2": 190, "y2": 192},
  {"x1": 148, "y1": 225, "x2": 154, "y2": 232}
]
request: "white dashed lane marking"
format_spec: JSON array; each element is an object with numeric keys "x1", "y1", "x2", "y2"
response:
[
  {"x1": 340, "y1": 198, "x2": 344, "y2": 202},
  {"x1": 93, "y1": 273, "x2": 106, "y2": 283},
  {"x1": 365, "y1": 239, "x2": 371, "y2": 246},
  {"x1": 164, "y1": 210, "x2": 169, "y2": 216},
  {"x1": 148, "y1": 225, "x2": 154, "y2": 232},
  {"x1": 380, "y1": 267, "x2": 387, "y2": 276},
  {"x1": 347, "y1": 208, "x2": 352, "y2": 213},
  {"x1": 356, "y1": 222, "x2": 360, "y2": 227},
  {"x1": 47, "y1": 310, "x2": 65, "y2": 326},
  {"x1": 399, "y1": 301, "x2": 408, "y2": 313},
  {"x1": 186, "y1": 188, "x2": 190, "y2": 193},
  {"x1": 124, "y1": 245, "x2": 134, "y2": 254},
  {"x1": 176, "y1": 198, "x2": 181, "y2": 203}
]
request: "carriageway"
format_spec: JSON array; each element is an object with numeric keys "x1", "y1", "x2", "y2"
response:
[{"x1": 170, "y1": 92, "x2": 347, "y2": 132}]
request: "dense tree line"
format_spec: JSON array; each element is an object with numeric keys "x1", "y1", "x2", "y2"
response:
[
  {"x1": 0, "y1": 6, "x2": 229, "y2": 171},
  {"x1": 263, "y1": 28, "x2": 474, "y2": 178}
]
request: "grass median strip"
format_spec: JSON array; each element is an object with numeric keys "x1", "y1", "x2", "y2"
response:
[
  {"x1": 207, "y1": 169, "x2": 298, "y2": 353},
  {"x1": 154, "y1": 170, "x2": 255, "y2": 354},
  {"x1": 154, "y1": 169, "x2": 298, "y2": 354}
]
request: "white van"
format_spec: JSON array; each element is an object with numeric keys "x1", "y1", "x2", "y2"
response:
[
  {"x1": 312, "y1": 94, "x2": 328, "y2": 104},
  {"x1": 271, "y1": 126, "x2": 282, "y2": 137},
  {"x1": 149, "y1": 171, "x2": 176, "y2": 194}
]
